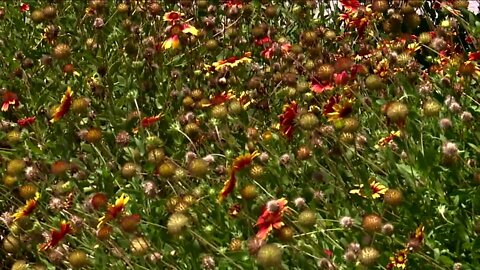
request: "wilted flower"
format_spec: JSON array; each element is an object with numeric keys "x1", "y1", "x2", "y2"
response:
[
  {"x1": 340, "y1": 216, "x2": 354, "y2": 229},
  {"x1": 442, "y1": 142, "x2": 459, "y2": 157}
]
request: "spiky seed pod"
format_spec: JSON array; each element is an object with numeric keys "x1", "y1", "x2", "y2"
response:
[
  {"x1": 257, "y1": 244, "x2": 283, "y2": 268},
  {"x1": 298, "y1": 210, "x2": 317, "y2": 227},
  {"x1": 372, "y1": 0, "x2": 389, "y2": 12},
  {"x1": 42, "y1": 6, "x2": 57, "y2": 20},
  {"x1": 228, "y1": 100, "x2": 243, "y2": 115},
  {"x1": 68, "y1": 250, "x2": 89, "y2": 269},
  {"x1": 51, "y1": 160, "x2": 70, "y2": 175},
  {"x1": 157, "y1": 162, "x2": 176, "y2": 178},
  {"x1": 298, "y1": 113, "x2": 319, "y2": 130},
  {"x1": 189, "y1": 158, "x2": 209, "y2": 177},
  {"x1": 3, "y1": 175, "x2": 18, "y2": 187},
  {"x1": 453, "y1": 0, "x2": 468, "y2": 8},
  {"x1": 30, "y1": 10, "x2": 45, "y2": 23},
  {"x1": 130, "y1": 237, "x2": 149, "y2": 256},
  {"x1": 385, "y1": 102, "x2": 409, "y2": 123},
  {"x1": 120, "y1": 214, "x2": 141, "y2": 233},
  {"x1": 71, "y1": 98, "x2": 90, "y2": 114},
  {"x1": 404, "y1": 13, "x2": 421, "y2": 30},
  {"x1": 340, "y1": 132, "x2": 355, "y2": 145},
  {"x1": 121, "y1": 162, "x2": 139, "y2": 179},
  {"x1": 384, "y1": 188, "x2": 403, "y2": 206},
  {"x1": 184, "y1": 122, "x2": 200, "y2": 137},
  {"x1": 3, "y1": 234, "x2": 21, "y2": 253},
  {"x1": 85, "y1": 128, "x2": 102, "y2": 143},
  {"x1": 229, "y1": 238, "x2": 243, "y2": 251},
  {"x1": 365, "y1": 74, "x2": 384, "y2": 90},
  {"x1": 418, "y1": 32, "x2": 432, "y2": 44},
  {"x1": 342, "y1": 117, "x2": 360, "y2": 133},
  {"x1": 324, "y1": 30, "x2": 336, "y2": 40},
  {"x1": 423, "y1": 99, "x2": 441, "y2": 117},
  {"x1": 117, "y1": 3, "x2": 129, "y2": 13},
  {"x1": 90, "y1": 193, "x2": 108, "y2": 210},
  {"x1": 211, "y1": 105, "x2": 228, "y2": 119},
  {"x1": 147, "y1": 148, "x2": 165, "y2": 165},
  {"x1": 53, "y1": 43, "x2": 71, "y2": 60},
  {"x1": 265, "y1": 5, "x2": 277, "y2": 18},
  {"x1": 7, "y1": 129, "x2": 22, "y2": 145},
  {"x1": 249, "y1": 165, "x2": 265, "y2": 179},
  {"x1": 358, "y1": 247, "x2": 379, "y2": 266},
  {"x1": 19, "y1": 183, "x2": 38, "y2": 199},
  {"x1": 167, "y1": 213, "x2": 190, "y2": 235},
  {"x1": 296, "y1": 146, "x2": 311, "y2": 160},
  {"x1": 362, "y1": 214, "x2": 382, "y2": 232},
  {"x1": 7, "y1": 159, "x2": 26, "y2": 175},
  {"x1": 241, "y1": 184, "x2": 257, "y2": 200},
  {"x1": 12, "y1": 260, "x2": 30, "y2": 270},
  {"x1": 382, "y1": 223, "x2": 394, "y2": 235},
  {"x1": 302, "y1": 31, "x2": 318, "y2": 46},
  {"x1": 401, "y1": 4, "x2": 415, "y2": 14},
  {"x1": 205, "y1": 39, "x2": 218, "y2": 51},
  {"x1": 278, "y1": 226, "x2": 294, "y2": 242},
  {"x1": 148, "y1": 2, "x2": 162, "y2": 16},
  {"x1": 96, "y1": 225, "x2": 112, "y2": 240},
  {"x1": 316, "y1": 64, "x2": 335, "y2": 81}
]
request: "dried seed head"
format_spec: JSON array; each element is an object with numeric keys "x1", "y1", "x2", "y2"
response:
[
  {"x1": 362, "y1": 214, "x2": 382, "y2": 233},
  {"x1": 68, "y1": 250, "x2": 89, "y2": 268},
  {"x1": 256, "y1": 244, "x2": 283, "y2": 268},
  {"x1": 442, "y1": 142, "x2": 459, "y2": 157},
  {"x1": 358, "y1": 247, "x2": 379, "y2": 266},
  {"x1": 130, "y1": 237, "x2": 149, "y2": 256},
  {"x1": 167, "y1": 213, "x2": 190, "y2": 235},
  {"x1": 439, "y1": 118, "x2": 452, "y2": 130},
  {"x1": 340, "y1": 216, "x2": 354, "y2": 229},
  {"x1": 384, "y1": 188, "x2": 403, "y2": 206},
  {"x1": 298, "y1": 210, "x2": 317, "y2": 227}
]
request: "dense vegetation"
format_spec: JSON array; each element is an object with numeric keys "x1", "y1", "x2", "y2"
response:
[{"x1": 1, "y1": 0, "x2": 480, "y2": 269}]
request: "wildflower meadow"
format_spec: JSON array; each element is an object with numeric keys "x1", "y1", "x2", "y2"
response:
[{"x1": 1, "y1": 0, "x2": 480, "y2": 269}]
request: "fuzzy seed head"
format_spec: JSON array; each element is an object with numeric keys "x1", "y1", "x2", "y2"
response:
[{"x1": 257, "y1": 244, "x2": 283, "y2": 268}]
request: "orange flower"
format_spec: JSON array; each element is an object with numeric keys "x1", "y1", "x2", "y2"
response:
[
  {"x1": 232, "y1": 151, "x2": 260, "y2": 172},
  {"x1": 255, "y1": 198, "x2": 288, "y2": 240},
  {"x1": 39, "y1": 220, "x2": 72, "y2": 251},
  {"x1": 141, "y1": 114, "x2": 162, "y2": 128},
  {"x1": 163, "y1": 11, "x2": 183, "y2": 23},
  {"x1": 278, "y1": 101, "x2": 298, "y2": 139},
  {"x1": 349, "y1": 179, "x2": 388, "y2": 199},
  {"x1": 212, "y1": 52, "x2": 252, "y2": 71},
  {"x1": 162, "y1": 35, "x2": 180, "y2": 50},
  {"x1": 2, "y1": 91, "x2": 19, "y2": 112},
  {"x1": 219, "y1": 151, "x2": 260, "y2": 201},
  {"x1": 311, "y1": 79, "x2": 334, "y2": 93},
  {"x1": 376, "y1": 130, "x2": 401, "y2": 148},
  {"x1": 50, "y1": 86, "x2": 73, "y2": 123},
  {"x1": 97, "y1": 194, "x2": 129, "y2": 228},
  {"x1": 202, "y1": 91, "x2": 236, "y2": 108},
  {"x1": 12, "y1": 192, "x2": 40, "y2": 221}
]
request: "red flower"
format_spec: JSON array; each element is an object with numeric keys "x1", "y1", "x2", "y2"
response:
[
  {"x1": 141, "y1": 115, "x2": 162, "y2": 128},
  {"x1": 255, "y1": 198, "x2": 288, "y2": 240},
  {"x1": 469, "y1": 51, "x2": 480, "y2": 61},
  {"x1": 39, "y1": 221, "x2": 72, "y2": 251},
  {"x1": 255, "y1": 36, "x2": 272, "y2": 46},
  {"x1": 334, "y1": 71, "x2": 350, "y2": 85},
  {"x1": 387, "y1": 249, "x2": 409, "y2": 270},
  {"x1": 98, "y1": 194, "x2": 129, "y2": 228},
  {"x1": 219, "y1": 171, "x2": 237, "y2": 202},
  {"x1": 20, "y1": 3, "x2": 30, "y2": 12},
  {"x1": 163, "y1": 11, "x2": 183, "y2": 23},
  {"x1": 50, "y1": 86, "x2": 73, "y2": 123},
  {"x1": 17, "y1": 116, "x2": 36, "y2": 127},
  {"x1": 278, "y1": 101, "x2": 298, "y2": 139},
  {"x1": 2, "y1": 91, "x2": 19, "y2": 112},
  {"x1": 261, "y1": 47, "x2": 276, "y2": 59},
  {"x1": 311, "y1": 80, "x2": 333, "y2": 93},
  {"x1": 340, "y1": 0, "x2": 360, "y2": 10},
  {"x1": 225, "y1": 0, "x2": 243, "y2": 8},
  {"x1": 209, "y1": 91, "x2": 235, "y2": 107}
]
